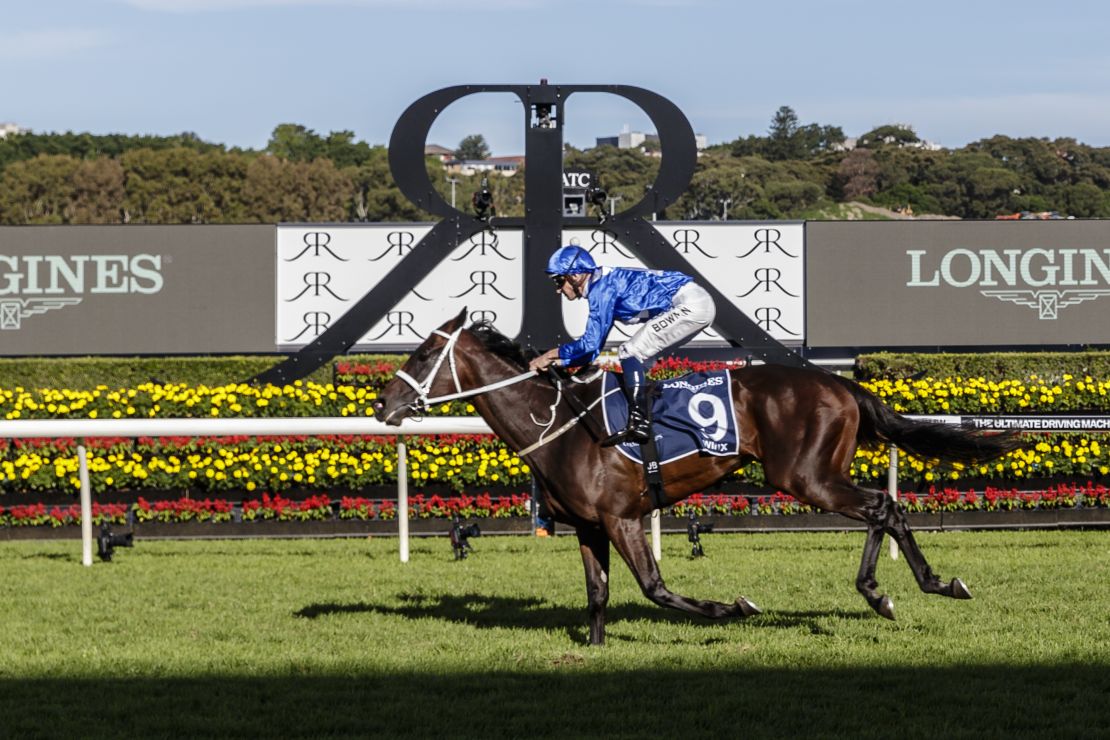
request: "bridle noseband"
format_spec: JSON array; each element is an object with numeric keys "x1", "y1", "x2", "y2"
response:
[
  {"x1": 392, "y1": 326, "x2": 616, "y2": 457},
  {"x1": 393, "y1": 326, "x2": 535, "y2": 415}
]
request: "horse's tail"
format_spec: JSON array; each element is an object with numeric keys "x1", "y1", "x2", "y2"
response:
[{"x1": 831, "y1": 375, "x2": 1023, "y2": 464}]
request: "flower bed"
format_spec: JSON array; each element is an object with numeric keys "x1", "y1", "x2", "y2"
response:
[
  {"x1": 3, "y1": 484, "x2": 1108, "y2": 528},
  {"x1": 0, "y1": 501, "x2": 128, "y2": 527},
  {"x1": 0, "y1": 371, "x2": 1110, "y2": 497},
  {"x1": 0, "y1": 382, "x2": 386, "y2": 420},
  {"x1": 3, "y1": 429, "x2": 1109, "y2": 495},
  {"x1": 0, "y1": 435, "x2": 529, "y2": 494},
  {"x1": 859, "y1": 374, "x2": 1110, "y2": 414},
  {"x1": 897, "y1": 482, "x2": 1110, "y2": 513}
]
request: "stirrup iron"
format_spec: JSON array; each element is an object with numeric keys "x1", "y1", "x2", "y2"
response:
[{"x1": 601, "y1": 408, "x2": 650, "y2": 447}]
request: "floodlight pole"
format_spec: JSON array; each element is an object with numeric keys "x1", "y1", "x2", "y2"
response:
[{"x1": 446, "y1": 176, "x2": 459, "y2": 208}]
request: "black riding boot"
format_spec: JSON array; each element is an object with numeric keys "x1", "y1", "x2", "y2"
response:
[{"x1": 602, "y1": 362, "x2": 651, "y2": 447}]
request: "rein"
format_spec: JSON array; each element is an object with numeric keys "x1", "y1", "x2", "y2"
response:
[
  {"x1": 518, "y1": 372, "x2": 618, "y2": 456},
  {"x1": 394, "y1": 326, "x2": 612, "y2": 456},
  {"x1": 393, "y1": 326, "x2": 535, "y2": 411}
]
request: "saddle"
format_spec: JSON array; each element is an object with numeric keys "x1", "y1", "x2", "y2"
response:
[{"x1": 601, "y1": 370, "x2": 739, "y2": 509}]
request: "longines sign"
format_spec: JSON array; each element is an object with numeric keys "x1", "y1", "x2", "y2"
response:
[
  {"x1": 907, "y1": 247, "x2": 1110, "y2": 318},
  {"x1": 0, "y1": 226, "x2": 273, "y2": 355},
  {"x1": 806, "y1": 221, "x2": 1110, "y2": 347},
  {"x1": 0, "y1": 254, "x2": 163, "y2": 331}
]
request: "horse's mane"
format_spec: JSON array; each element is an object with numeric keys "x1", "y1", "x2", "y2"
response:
[
  {"x1": 467, "y1": 320, "x2": 600, "y2": 379},
  {"x1": 468, "y1": 321, "x2": 534, "y2": 368}
]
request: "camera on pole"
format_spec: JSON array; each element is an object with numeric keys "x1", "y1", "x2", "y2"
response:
[
  {"x1": 562, "y1": 169, "x2": 596, "y2": 219},
  {"x1": 472, "y1": 177, "x2": 495, "y2": 222},
  {"x1": 97, "y1": 524, "x2": 134, "y2": 562},
  {"x1": 449, "y1": 514, "x2": 481, "y2": 560},
  {"x1": 686, "y1": 511, "x2": 714, "y2": 557}
]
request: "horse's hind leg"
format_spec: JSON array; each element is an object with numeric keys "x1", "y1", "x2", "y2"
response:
[
  {"x1": 575, "y1": 526, "x2": 611, "y2": 646},
  {"x1": 856, "y1": 522, "x2": 896, "y2": 620},
  {"x1": 787, "y1": 476, "x2": 965, "y2": 619},
  {"x1": 601, "y1": 514, "x2": 761, "y2": 621},
  {"x1": 882, "y1": 500, "x2": 973, "y2": 600}
]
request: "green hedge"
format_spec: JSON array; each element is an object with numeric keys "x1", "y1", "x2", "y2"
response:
[
  {"x1": 0, "y1": 355, "x2": 402, "y2": 390},
  {"x1": 856, "y1": 351, "x2": 1110, "y2": 382},
  {"x1": 5, "y1": 350, "x2": 1110, "y2": 390}
]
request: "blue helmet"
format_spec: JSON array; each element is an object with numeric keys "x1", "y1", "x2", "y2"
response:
[{"x1": 545, "y1": 245, "x2": 597, "y2": 275}]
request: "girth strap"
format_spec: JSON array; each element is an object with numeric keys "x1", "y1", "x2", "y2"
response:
[{"x1": 638, "y1": 390, "x2": 668, "y2": 510}]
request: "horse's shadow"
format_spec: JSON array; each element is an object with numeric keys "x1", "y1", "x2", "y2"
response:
[{"x1": 295, "y1": 593, "x2": 870, "y2": 644}]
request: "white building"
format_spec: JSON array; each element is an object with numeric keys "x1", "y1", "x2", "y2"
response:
[
  {"x1": 446, "y1": 156, "x2": 525, "y2": 177},
  {"x1": 596, "y1": 126, "x2": 707, "y2": 152},
  {"x1": 0, "y1": 123, "x2": 27, "y2": 139}
]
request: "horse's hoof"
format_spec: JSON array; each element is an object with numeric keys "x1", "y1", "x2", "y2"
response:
[
  {"x1": 735, "y1": 596, "x2": 762, "y2": 617},
  {"x1": 875, "y1": 595, "x2": 895, "y2": 621},
  {"x1": 950, "y1": 578, "x2": 973, "y2": 600}
]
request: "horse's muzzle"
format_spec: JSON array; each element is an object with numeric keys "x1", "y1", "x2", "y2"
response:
[{"x1": 372, "y1": 397, "x2": 412, "y2": 426}]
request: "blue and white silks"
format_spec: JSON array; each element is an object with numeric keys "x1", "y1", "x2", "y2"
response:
[{"x1": 558, "y1": 266, "x2": 692, "y2": 367}]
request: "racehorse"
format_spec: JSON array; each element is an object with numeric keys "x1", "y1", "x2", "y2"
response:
[{"x1": 373, "y1": 309, "x2": 1021, "y2": 645}]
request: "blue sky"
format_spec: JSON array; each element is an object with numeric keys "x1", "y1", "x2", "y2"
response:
[{"x1": 6, "y1": 0, "x2": 1110, "y2": 156}]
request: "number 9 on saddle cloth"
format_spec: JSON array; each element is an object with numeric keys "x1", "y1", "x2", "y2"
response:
[{"x1": 601, "y1": 370, "x2": 739, "y2": 465}]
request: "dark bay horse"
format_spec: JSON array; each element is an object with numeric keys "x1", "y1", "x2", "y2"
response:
[{"x1": 374, "y1": 309, "x2": 1021, "y2": 645}]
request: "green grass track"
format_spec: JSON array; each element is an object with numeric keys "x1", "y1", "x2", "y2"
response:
[{"x1": 1, "y1": 531, "x2": 1109, "y2": 739}]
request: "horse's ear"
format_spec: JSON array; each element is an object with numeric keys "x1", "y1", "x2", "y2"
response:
[{"x1": 454, "y1": 306, "x2": 468, "y2": 328}]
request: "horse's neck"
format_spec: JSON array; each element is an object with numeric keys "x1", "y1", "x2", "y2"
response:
[
  {"x1": 464, "y1": 355, "x2": 549, "y2": 448},
  {"x1": 465, "y1": 357, "x2": 603, "y2": 451}
]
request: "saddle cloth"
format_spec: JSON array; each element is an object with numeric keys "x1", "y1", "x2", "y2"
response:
[{"x1": 602, "y1": 370, "x2": 740, "y2": 464}]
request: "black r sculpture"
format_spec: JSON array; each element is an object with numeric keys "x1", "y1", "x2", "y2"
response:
[{"x1": 252, "y1": 81, "x2": 812, "y2": 386}]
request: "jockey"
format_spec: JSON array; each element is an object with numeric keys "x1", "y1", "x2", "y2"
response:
[{"x1": 528, "y1": 245, "x2": 717, "y2": 446}]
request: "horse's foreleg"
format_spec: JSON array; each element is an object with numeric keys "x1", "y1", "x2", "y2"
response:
[
  {"x1": 601, "y1": 514, "x2": 761, "y2": 620},
  {"x1": 575, "y1": 526, "x2": 611, "y2": 646}
]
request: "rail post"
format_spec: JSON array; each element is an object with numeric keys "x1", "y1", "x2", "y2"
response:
[
  {"x1": 888, "y1": 444, "x2": 899, "y2": 560},
  {"x1": 398, "y1": 439, "x2": 409, "y2": 563},
  {"x1": 79, "y1": 443, "x2": 92, "y2": 567},
  {"x1": 651, "y1": 509, "x2": 662, "y2": 561}
]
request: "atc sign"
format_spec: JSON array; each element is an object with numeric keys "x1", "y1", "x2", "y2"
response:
[
  {"x1": 256, "y1": 82, "x2": 814, "y2": 384},
  {"x1": 562, "y1": 170, "x2": 594, "y2": 190}
]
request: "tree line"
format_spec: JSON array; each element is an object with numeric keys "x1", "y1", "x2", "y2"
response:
[{"x1": 3, "y1": 110, "x2": 1110, "y2": 225}]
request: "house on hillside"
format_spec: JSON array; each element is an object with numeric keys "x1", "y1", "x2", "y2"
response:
[
  {"x1": 595, "y1": 126, "x2": 707, "y2": 155},
  {"x1": 424, "y1": 144, "x2": 455, "y2": 162},
  {"x1": 446, "y1": 155, "x2": 525, "y2": 177},
  {"x1": 0, "y1": 123, "x2": 27, "y2": 139}
]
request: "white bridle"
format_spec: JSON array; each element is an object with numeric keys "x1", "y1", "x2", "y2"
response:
[
  {"x1": 392, "y1": 326, "x2": 616, "y2": 456},
  {"x1": 393, "y1": 326, "x2": 536, "y2": 412}
]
